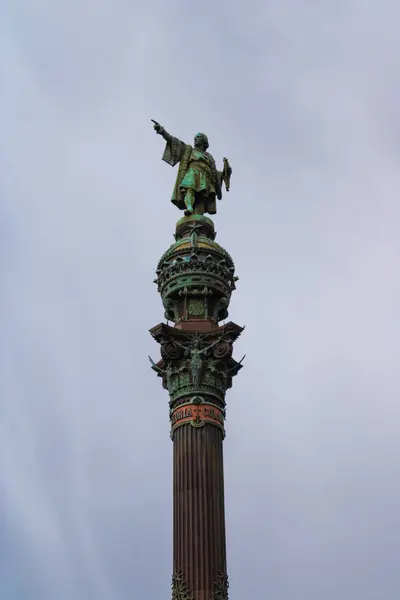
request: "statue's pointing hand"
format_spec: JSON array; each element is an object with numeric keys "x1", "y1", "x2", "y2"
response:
[{"x1": 151, "y1": 119, "x2": 162, "y2": 133}]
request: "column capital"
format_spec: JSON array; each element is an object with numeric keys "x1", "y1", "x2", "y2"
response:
[{"x1": 149, "y1": 323, "x2": 244, "y2": 438}]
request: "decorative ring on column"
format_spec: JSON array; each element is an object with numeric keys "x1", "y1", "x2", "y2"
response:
[{"x1": 170, "y1": 399, "x2": 225, "y2": 437}]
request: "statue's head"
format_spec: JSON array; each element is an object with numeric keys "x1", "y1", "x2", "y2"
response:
[
  {"x1": 191, "y1": 335, "x2": 202, "y2": 349},
  {"x1": 194, "y1": 132, "x2": 209, "y2": 151}
]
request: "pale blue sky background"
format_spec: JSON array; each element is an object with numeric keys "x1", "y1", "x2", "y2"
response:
[{"x1": 1, "y1": 1, "x2": 400, "y2": 598}]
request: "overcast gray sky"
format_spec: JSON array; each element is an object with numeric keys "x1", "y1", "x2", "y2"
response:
[{"x1": 1, "y1": 0, "x2": 400, "y2": 598}]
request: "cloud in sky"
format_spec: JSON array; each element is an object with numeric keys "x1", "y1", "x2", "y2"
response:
[{"x1": 1, "y1": 0, "x2": 400, "y2": 598}]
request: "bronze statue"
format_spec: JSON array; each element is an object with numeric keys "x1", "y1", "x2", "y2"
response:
[{"x1": 152, "y1": 120, "x2": 232, "y2": 216}]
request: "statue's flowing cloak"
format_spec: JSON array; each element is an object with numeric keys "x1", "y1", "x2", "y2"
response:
[{"x1": 162, "y1": 136, "x2": 222, "y2": 214}]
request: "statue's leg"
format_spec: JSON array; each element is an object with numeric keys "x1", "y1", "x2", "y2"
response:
[
  {"x1": 184, "y1": 188, "x2": 195, "y2": 216},
  {"x1": 194, "y1": 195, "x2": 205, "y2": 215}
]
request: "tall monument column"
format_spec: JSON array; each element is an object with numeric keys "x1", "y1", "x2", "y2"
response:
[{"x1": 149, "y1": 122, "x2": 244, "y2": 600}]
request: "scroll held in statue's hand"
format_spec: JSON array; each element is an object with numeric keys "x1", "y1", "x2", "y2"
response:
[{"x1": 222, "y1": 157, "x2": 231, "y2": 192}]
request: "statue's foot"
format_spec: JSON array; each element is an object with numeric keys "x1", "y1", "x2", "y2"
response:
[{"x1": 184, "y1": 209, "x2": 193, "y2": 216}]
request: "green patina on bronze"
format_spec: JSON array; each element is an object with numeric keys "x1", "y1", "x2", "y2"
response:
[
  {"x1": 149, "y1": 325, "x2": 244, "y2": 411},
  {"x1": 212, "y1": 571, "x2": 229, "y2": 600},
  {"x1": 171, "y1": 570, "x2": 192, "y2": 600},
  {"x1": 154, "y1": 215, "x2": 238, "y2": 325},
  {"x1": 152, "y1": 120, "x2": 232, "y2": 216}
]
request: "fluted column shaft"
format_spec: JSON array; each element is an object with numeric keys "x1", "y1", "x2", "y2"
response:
[{"x1": 173, "y1": 424, "x2": 226, "y2": 600}]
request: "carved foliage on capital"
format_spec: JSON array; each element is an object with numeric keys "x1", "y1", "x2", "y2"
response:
[
  {"x1": 152, "y1": 333, "x2": 238, "y2": 404},
  {"x1": 149, "y1": 324, "x2": 244, "y2": 424}
]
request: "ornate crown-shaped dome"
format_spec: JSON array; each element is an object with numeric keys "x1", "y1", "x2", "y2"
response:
[{"x1": 154, "y1": 215, "x2": 239, "y2": 328}]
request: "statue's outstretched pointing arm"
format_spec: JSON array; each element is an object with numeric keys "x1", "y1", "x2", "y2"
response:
[
  {"x1": 152, "y1": 119, "x2": 172, "y2": 142},
  {"x1": 151, "y1": 119, "x2": 186, "y2": 168}
]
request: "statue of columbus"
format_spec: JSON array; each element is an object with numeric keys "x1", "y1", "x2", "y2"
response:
[{"x1": 152, "y1": 120, "x2": 232, "y2": 216}]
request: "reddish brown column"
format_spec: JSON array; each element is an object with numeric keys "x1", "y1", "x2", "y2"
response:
[{"x1": 173, "y1": 424, "x2": 227, "y2": 600}]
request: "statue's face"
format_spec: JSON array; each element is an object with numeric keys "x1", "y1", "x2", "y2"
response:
[
  {"x1": 193, "y1": 337, "x2": 201, "y2": 349},
  {"x1": 194, "y1": 133, "x2": 208, "y2": 151}
]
